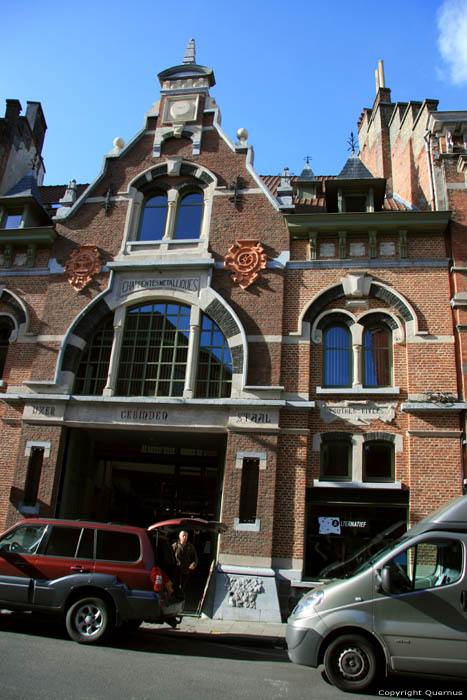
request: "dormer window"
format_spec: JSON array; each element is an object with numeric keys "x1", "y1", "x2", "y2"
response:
[
  {"x1": 343, "y1": 194, "x2": 367, "y2": 213},
  {"x1": 1, "y1": 210, "x2": 23, "y2": 229}
]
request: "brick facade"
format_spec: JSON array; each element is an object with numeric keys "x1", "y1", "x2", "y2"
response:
[{"x1": 0, "y1": 51, "x2": 466, "y2": 620}]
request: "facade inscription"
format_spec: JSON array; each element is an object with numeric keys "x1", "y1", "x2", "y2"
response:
[
  {"x1": 120, "y1": 277, "x2": 200, "y2": 297},
  {"x1": 318, "y1": 401, "x2": 397, "y2": 425},
  {"x1": 119, "y1": 409, "x2": 168, "y2": 422}
]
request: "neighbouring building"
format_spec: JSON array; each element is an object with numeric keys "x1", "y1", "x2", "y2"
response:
[{"x1": 0, "y1": 46, "x2": 466, "y2": 621}]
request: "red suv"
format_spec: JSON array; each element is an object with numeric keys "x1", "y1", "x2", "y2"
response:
[{"x1": 0, "y1": 517, "x2": 223, "y2": 644}]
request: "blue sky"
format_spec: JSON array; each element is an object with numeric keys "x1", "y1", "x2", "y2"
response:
[{"x1": 1, "y1": 0, "x2": 466, "y2": 185}]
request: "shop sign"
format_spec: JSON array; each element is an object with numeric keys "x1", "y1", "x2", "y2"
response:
[
  {"x1": 120, "y1": 277, "x2": 200, "y2": 297},
  {"x1": 318, "y1": 516, "x2": 368, "y2": 535},
  {"x1": 318, "y1": 400, "x2": 396, "y2": 425}
]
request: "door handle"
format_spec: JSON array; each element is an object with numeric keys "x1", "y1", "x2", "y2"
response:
[
  {"x1": 70, "y1": 566, "x2": 90, "y2": 573},
  {"x1": 460, "y1": 590, "x2": 467, "y2": 610}
]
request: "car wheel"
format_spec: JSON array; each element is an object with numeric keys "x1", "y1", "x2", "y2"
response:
[
  {"x1": 65, "y1": 596, "x2": 113, "y2": 644},
  {"x1": 324, "y1": 634, "x2": 380, "y2": 692}
]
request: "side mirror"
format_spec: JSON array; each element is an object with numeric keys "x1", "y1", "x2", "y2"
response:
[{"x1": 376, "y1": 566, "x2": 393, "y2": 595}]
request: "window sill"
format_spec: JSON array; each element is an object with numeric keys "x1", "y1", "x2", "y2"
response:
[
  {"x1": 234, "y1": 518, "x2": 261, "y2": 532},
  {"x1": 313, "y1": 480, "x2": 402, "y2": 489},
  {"x1": 316, "y1": 386, "x2": 400, "y2": 395}
]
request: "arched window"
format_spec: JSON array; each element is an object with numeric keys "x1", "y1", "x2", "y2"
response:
[
  {"x1": 320, "y1": 436, "x2": 352, "y2": 481},
  {"x1": 116, "y1": 302, "x2": 190, "y2": 397},
  {"x1": 323, "y1": 325, "x2": 351, "y2": 387},
  {"x1": 74, "y1": 316, "x2": 114, "y2": 395},
  {"x1": 139, "y1": 194, "x2": 168, "y2": 241},
  {"x1": 174, "y1": 192, "x2": 203, "y2": 240},
  {"x1": 196, "y1": 314, "x2": 232, "y2": 398},
  {"x1": 0, "y1": 317, "x2": 14, "y2": 377},
  {"x1": 363, "y1": 326, "x2": 391, "y2": 387},
  {"x1": 363, "y1": 440, "x2": 394, "y2": 482},
  {"x1": 73, "y1": 303, "x2": 233, "y2": 399}
]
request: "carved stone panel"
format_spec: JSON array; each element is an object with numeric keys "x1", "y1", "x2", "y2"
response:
[
  {"x1": 224, "y1": 240, "x2": 267, "y2": 290},
  {"x1": 65, "y1": 246, "x2": 102, "y2": 291}
]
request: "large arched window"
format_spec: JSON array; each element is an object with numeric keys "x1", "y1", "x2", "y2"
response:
[
  {"x1": 74, "y1": 317, "x2": 114, "y2": 395},
  {"x1": 363, "y1": 326, "x2": 391, "y2": 387},
  {"x1": 174, "y1": 192, "x2": 203, "y2": 239},
  {"x1": 73, "y1": 303, "x2": 233, "y2": 399},
  {"x1": 0, "y1": 317, "x2": 14, "y2": 378},
  {"x1": 139, "y1": 194, "x2": 168, "y2": 241},
  {"x1": 117, "y1": 302, "x2": 190, "y2": 397},
  {"x1": 323, "y1": 325, "x2": 352, "y2": 387}
]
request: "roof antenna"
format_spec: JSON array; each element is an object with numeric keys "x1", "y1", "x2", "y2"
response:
[{"x1": 183, "y1": 38, "x2": 196, "y2": 64}]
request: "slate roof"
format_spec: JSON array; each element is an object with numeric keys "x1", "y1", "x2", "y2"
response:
[
  {"x1": 3, "y1": 173, "x2": 45, "y2": 205},
  {"x1": 337, "y1": 153, "x2": 375, "y2": 180}
]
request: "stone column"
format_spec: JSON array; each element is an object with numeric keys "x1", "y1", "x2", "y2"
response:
[
  {"x1": 183, "y1": 305, "x2": 201, "y2": 398},
  {"x1": 103, "y1": 307, "x2": 125, "y2": 396}
]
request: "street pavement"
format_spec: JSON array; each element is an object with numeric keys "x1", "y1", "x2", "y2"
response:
[{"x1": 143, "y1": 614, "x2": 287, "y2": 647}]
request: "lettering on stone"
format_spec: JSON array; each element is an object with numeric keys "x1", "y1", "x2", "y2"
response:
[
  {"x1": 318, "y1": 401, "x2": 396, "y2": 425},
  {"x1": 226, "y1": 576, "x2": 263, "y2": 609},
  {"x1": 235, "y1": 413, "x2": 272, "y2": 424},
  {"x1": 120, "y1": 278, "x2": 200, "y2": 297},
  {"x1": 31, "y1": 405, "x2": 56, "y2": 417},
  {"x1": 119, "y1": 410, "x2": 168, "y2": 422}
]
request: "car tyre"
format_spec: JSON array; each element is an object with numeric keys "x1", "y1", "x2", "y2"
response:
[
  {"x1": 324, "y1": 634, "x2": 380, "y2": 692},
  {"x1": 65, "y1": 596, "x2": 113, "y2": 644}
]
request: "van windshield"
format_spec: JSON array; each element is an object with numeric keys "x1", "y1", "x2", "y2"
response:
[
  {"x1": 320, "y1": 525, "x2": 409, "y2": 579},
  {"x1": 349, "y1": 535, "x2": 411, "y2": 577}
]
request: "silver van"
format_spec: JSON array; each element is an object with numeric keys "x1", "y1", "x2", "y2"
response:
[{"x1": 286, "y1": 495, "x2": 467, "y2": 692}]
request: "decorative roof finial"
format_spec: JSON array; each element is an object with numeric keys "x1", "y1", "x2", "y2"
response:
[
  {"x1": 347, "y1": 132, "x2": 358, "y2": 155},
  {"x1": 303, "y1": 155, "x2": 312, "y2": 169},
  {"x1": 183, "y1": 38, "x2": 196, "y2": 64}
]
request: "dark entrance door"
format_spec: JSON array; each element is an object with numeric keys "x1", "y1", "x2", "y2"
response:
[
  {"x1": 58, "y1": 428, "x2": 227, "y2": 614},
  {"x1": 58, "y1": 428, "x2": 226, "y2": 526}
]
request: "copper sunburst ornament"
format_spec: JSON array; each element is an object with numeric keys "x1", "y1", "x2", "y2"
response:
[
  {"x1": 224, "y1": 240, "x2": 267, "y2": 290},
  {"x1": 65, "y1": 245, "x2": 102, "y2": 291}
]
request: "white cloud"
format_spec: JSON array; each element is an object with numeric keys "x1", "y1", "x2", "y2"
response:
[{"x1": 437, "y1": 0, "x2": 467, "y2": 84}]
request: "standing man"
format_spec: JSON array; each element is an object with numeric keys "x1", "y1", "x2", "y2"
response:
[{"x1": 173, "y1": 530, "x2": 198, "y2": 590}]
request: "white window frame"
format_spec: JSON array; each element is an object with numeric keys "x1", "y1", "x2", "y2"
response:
[{"x1": 312, "y1": 432, "x2": 402, "y2": 488}]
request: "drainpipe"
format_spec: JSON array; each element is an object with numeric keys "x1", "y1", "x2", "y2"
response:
[{"x1": 424, "y1": 129, "x2": 436, "y2": 211}]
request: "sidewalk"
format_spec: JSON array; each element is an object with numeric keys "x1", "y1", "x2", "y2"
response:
[{"x1": 142, "y1": 615, "x2": 287, "y2": 647}]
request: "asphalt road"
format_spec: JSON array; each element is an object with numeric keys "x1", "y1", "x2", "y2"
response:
[{"x1": 0, "y1": 612, "x2": 466, "y2": 700}]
